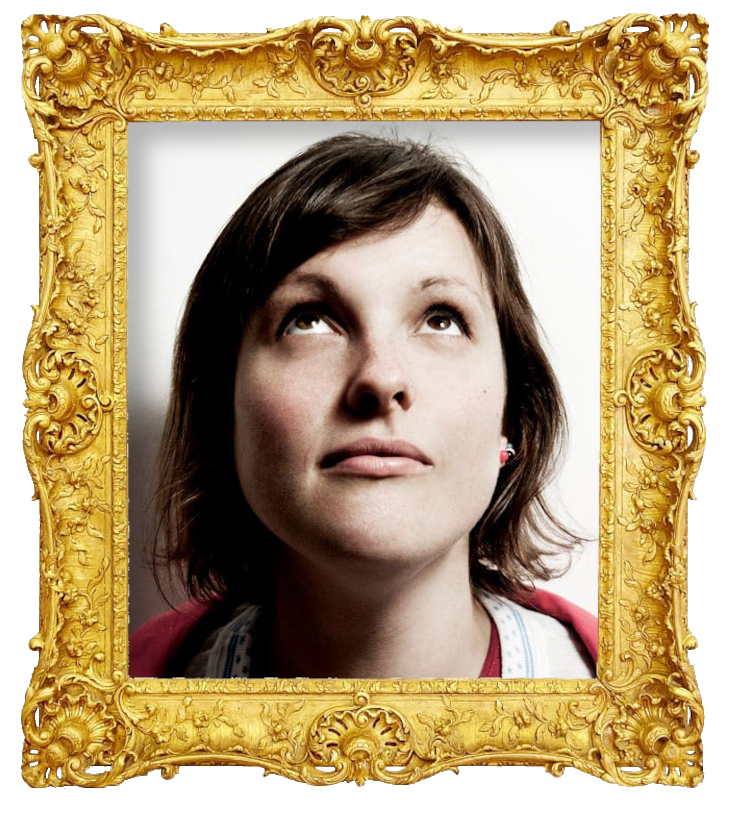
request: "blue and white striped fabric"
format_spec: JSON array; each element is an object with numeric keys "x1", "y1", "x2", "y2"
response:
[
  {"x1": 477, "y1": 591, "x2": 594, "y2": 679},
  {"x1": 204, "y1": 603, "x2": 261, "y2": 678}
]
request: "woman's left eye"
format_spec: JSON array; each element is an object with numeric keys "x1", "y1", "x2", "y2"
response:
[
  {"x1": 418, "y1": 307, "x2": 467, "y2": 336},
  {"x1": 282, "y1": 311, "x2": 334, "y2": 335}
]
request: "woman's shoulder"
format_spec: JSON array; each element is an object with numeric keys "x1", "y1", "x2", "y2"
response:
[
  {"x1": 477, "y1": 588, "x2": 597, "y2": 679},
  {"x1": 518, "y1": 587, "x2": 598, "y2": 662},
  {"x1": 129, "y1": 598, "x2": 221, "y2": 678}
]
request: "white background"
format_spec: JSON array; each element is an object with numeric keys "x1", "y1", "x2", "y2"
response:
[{"x1": 127, "y1": 119, "x2": 601, "y2": 629}]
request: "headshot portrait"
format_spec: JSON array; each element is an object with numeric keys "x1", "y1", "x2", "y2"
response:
[{"x1": 127, "y1": 121, "x2": 600, "y2": 680}]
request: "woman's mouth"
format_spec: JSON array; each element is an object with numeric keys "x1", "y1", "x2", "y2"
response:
[{"x1": 321, "y1": 438, "x2": 433, "y2": 477}]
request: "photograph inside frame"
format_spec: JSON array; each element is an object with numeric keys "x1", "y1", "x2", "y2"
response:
[
  {"x1": 20, "y1": 9, "x2": 707, "y2": 787},
  {"x1": 127, "y1": 120, "x2": 601, "y2": 680}
]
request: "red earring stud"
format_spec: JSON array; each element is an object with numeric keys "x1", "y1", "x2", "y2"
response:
[{"x1": 499, "y1": 443, "x2": 516, "y2": 466}]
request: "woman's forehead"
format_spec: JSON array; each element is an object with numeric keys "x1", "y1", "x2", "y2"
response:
[{"x1": 273, "y1": 206, "x2": 492, "y2": 301}]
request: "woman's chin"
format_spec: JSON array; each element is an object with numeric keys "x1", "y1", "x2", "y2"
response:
[{"x1": 282, "y1": 520, "x2": 471, "y2": 574}]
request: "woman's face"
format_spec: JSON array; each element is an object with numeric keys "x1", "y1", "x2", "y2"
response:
[{"x1": 234, "y1": 205, "x2": 507, "y2": 574}]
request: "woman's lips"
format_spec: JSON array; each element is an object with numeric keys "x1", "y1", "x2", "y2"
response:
[
  {"x1": 321, "y1": 438, "x2": 433, "y2": 477},
  {"x1": 327, "y1": 455, "x2": 431, "y2": 476}
]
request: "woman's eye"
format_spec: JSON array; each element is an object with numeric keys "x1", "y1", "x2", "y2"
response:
[
  {"x1": 418, "y1": 308, "x2": 466, "y2": 336},
  {"x1": 282, "y1": 311, "x2": 334, "y2": 336}
]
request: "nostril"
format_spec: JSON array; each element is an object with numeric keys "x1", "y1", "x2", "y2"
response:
[
  {"x1": 348, "y1": 385, "x2": 413, "y2": 416},
  {"x1": 356, "y1": 391, "x2": 381, "y2": 416},
  {"x1": 345, "y1": 363, "x2": 414, "y2": 415}
]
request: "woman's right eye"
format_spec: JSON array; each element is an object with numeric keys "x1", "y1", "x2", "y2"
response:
[{"x1": 282, "y1": 310, "x2": 334, "y2": 336}]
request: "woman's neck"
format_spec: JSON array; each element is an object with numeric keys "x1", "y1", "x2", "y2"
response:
[{"x1": 267, "y1": 543, "x2": 491, "y2": 678}]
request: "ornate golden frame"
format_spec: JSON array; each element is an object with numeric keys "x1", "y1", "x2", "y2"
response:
[{"x1": 20, "y1": 13, "x2": 708, "y2": 787}]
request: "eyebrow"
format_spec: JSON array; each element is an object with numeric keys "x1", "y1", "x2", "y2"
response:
[
  {"x1": 417, "y1": 275, "x2": 490, "y2": 310},
  {"x1": 270, "y1": 271, "x2": 341, "y2": 300}
]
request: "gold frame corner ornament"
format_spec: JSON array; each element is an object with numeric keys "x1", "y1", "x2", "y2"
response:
[{"x1": 20, "y1": 13, "x2": 707, "y2": 787}]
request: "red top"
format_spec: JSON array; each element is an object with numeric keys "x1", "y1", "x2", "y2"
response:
[
  {"x1": 130, "y1": 589, "x2": 597, "y2": 679},
  {"x1": 479, "y1": 617, "x2": 502, "y2": 678}
]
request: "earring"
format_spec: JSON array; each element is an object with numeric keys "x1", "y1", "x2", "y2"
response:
[{"x1": 499, "y1": 443, "x2": 516, "y2": 466}]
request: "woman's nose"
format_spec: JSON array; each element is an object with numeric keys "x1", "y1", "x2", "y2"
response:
[{"x1": 344, "y1": 341, "x2": 414, "y2": 417}]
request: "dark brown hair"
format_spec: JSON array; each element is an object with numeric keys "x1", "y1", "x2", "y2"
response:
[{"x1": 154, "y1": 132, "x2": 581, "y2": 606}]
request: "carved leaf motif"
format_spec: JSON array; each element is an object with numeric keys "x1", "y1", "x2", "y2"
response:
[
  {"x1": 252, "y1": 50, "x2": 307, "y2": 100},
  {"x1": 22, "y1": 679, "x2": 122, "y2": 787},
  {"x1": 417, "y1": 694, "x2": 473, "y2": 757},
  {"x1": 307, "y1": 693, "x2": 417, "y2": 784},
  {"x1": 607, "y1": 686, "x2": 702, "y2": 786},
  {"x1": 25, "y1": 351, "x2": 108, "y2": 454},
  {"x1": 618, "y1": 349, "x2": 705, "y2": 454},
  {"x1": 258, "y1": 701, "x2": 305, "y2": 756},
  {"x1": 478, "y1": 50, "x2": 600, "y2": 106},
  {"x1": 310, "y1": 17, "x2": 418, "y2": 101},
  {"x1": 420, "y1": 52, "x2": 467, "y2": 100},
  {"x1": 614, "y1": 16, "x2": 708, "y2": 108},
  {"x1": 22, "y1": 17, "x2": 127, "y2": 114}
]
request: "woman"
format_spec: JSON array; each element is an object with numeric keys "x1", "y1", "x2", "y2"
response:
[{"x1": 130, "y1": 132, "x2": 597, "y2": 680}]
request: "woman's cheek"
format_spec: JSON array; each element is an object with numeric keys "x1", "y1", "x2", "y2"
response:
[
  {"x1": 235, "y1": 362, "x2": 324, "y2": 473},
  {"x1": 449, "y1": 379, "x2": 504, "y2": 482}
]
